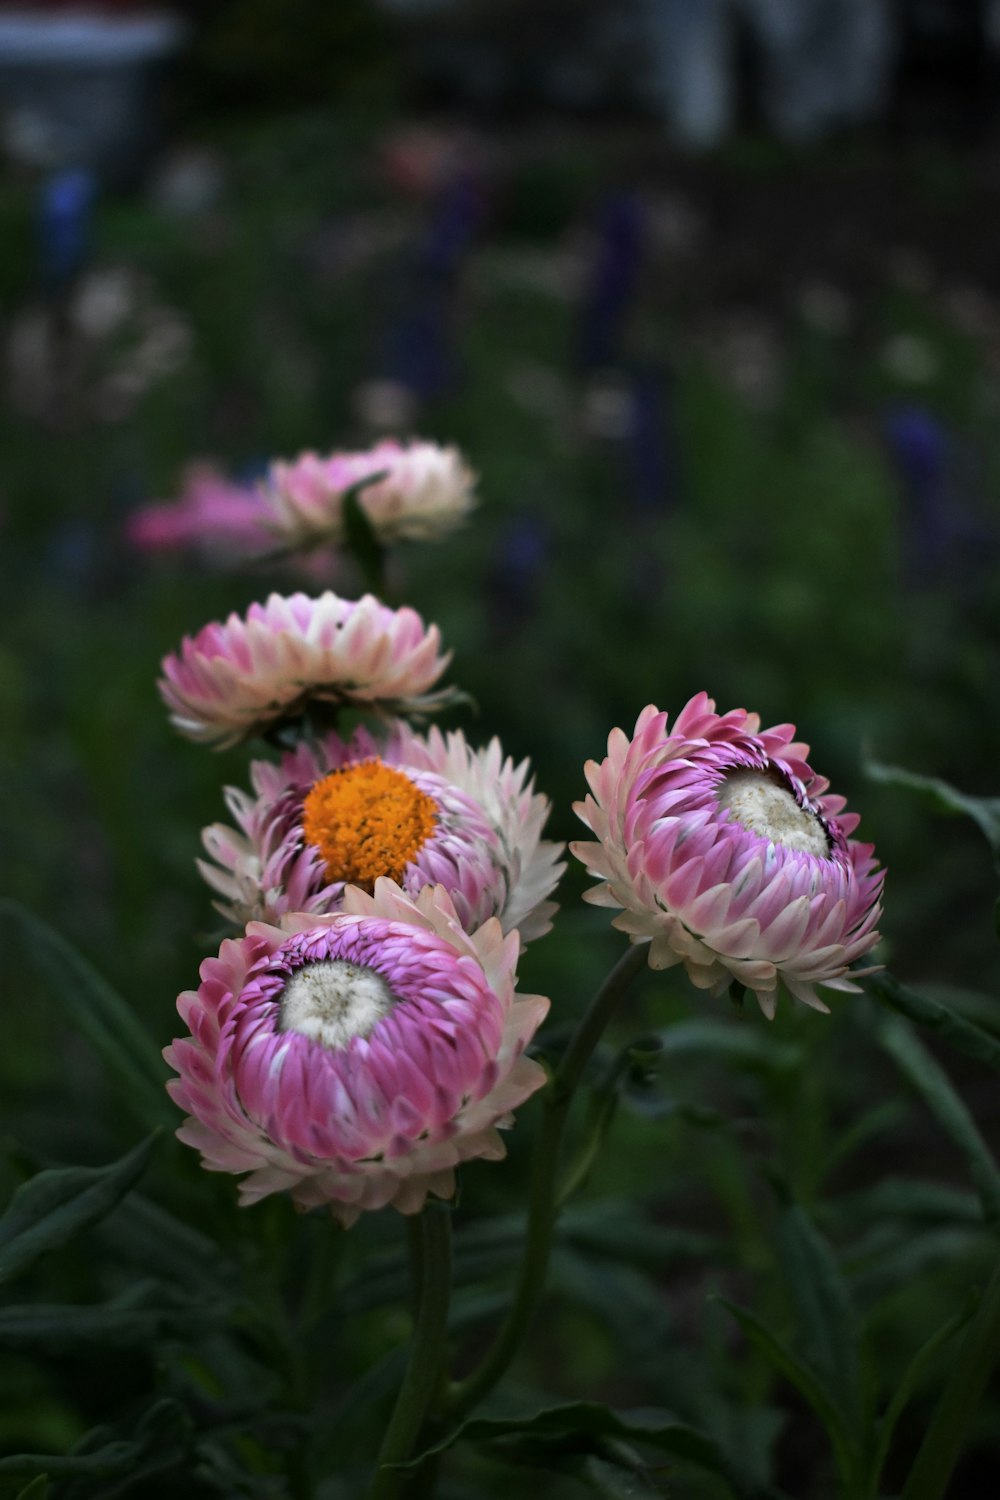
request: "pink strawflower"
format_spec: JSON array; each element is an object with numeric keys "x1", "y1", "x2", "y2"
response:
[
  {"x1": 199, "y1": 723, "x2": 563, "y2": 943},
  {"x1": 159, "y1": 591, "x2": 453, "y2": 749},
  {"x1": 125, "y1": 464, "x2": 274, "y2": 562},
  {"x1": 571, "y1": 693, "x2": 884, "y2": 1017},
  {"x1": 266, "y1": 439, "x2": 476, "y2": 547},
  {"x1": 164, "y1": 882, "x2": 550, "y2": 1226}
]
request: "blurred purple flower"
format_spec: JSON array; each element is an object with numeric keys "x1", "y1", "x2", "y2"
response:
[
  {"x1": 883, "y1": 403, "x2": 994, "y2": 587},
  {"x1": 624, "y1": 361, "x2": 680, "y2": 513},
  {"x1": 419, "y1": 171, "x2": 487, "y2": 278},
  {"x1": 38, "y1": 169, "x2": 95, "y2": 290},
  {"x1": 577, "y1": 192, "x2": 645, "y2": 371},
  {"x1": 489, "y1": 514, "x2": 549, "y2": 632},
  {"x1": 377, "y1": 169, "x2": 488, "y2": 402}
]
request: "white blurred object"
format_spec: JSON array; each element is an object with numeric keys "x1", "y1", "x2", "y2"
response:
[
  {"x1": 149, "y1": 146, "x2": 226, "y2": 218},
  {"x1": 744, "y1": 0, "x2": 894, "y2": 141},
  {"x1": 797, "y1": 281, "x2": 853, "y2": 336},
  {"x1": 880, "y1": 333, "x2": 940, "y2": 386},
  {"x1": 640, "y1": 0, "x2": 735, "y2": 146},
  {"x1": 0, "y1": 8, "x2": 188, "y2": 182},
  {"x1": 988, "y1": 0, "x2": 1000, "y2": 49},
  {"x1": 641, "y1": 0, "x2": 894, "y2": 145}
]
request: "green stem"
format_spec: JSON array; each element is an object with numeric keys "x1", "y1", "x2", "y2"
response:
[
  {"x1": 447, "y1": 942, "x2": 648, "y2": 1422},
  {"x1": 370, "y1": 1206, "x2": 453, "y2": 1500},
  {"x1": 900, "y1": 1260, "x2": 1000, "y2": 1500}
]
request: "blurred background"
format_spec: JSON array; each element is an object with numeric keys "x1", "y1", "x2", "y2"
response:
[
  {"x1": 3, "y1": 3, "x2": 1000, "y2": 1494},
  {"x1": 3, "y1": 0, "x2": 999, "y2": 1011}
]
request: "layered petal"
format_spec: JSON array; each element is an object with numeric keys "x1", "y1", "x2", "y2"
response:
[
  {"x1": 159, "y1": 590, "x2": 452, "y2": 748},
  {"x1": 165, "y1": 883, "x2": 549, "y2": 1226},
  {"x1": 198, "y1": 721, "x2": 563, "y2": 943},
  {"x1": 571, "y1": 693, "x2": 884, "y2": 1016},
  {"x1": 266, "y1": 439, "x2": 476, "y2": 547}
]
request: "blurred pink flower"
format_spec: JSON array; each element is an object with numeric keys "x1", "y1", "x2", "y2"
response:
[
  {"x1": 125, "y1": 464, "x2": 274, "y2": 562},
  {"x1": 266, "y1": 439, "x2": 476, "y2": 547},
  {"x1": 159, "y1": 590, "x2": 452, "y2": 749},
  {"x1": 164, "y1": 882, "x2": 550, "y2": 1226},
  {"x1": 199, "y1": 722, "x2": 563, "y2": 943},
  {"x1": 571, "y1": 693, "x2": 883, "y2": 1017}
]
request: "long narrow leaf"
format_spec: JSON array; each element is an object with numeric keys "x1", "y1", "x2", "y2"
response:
[
  {"x1": 773, "y1": 1199, "x2": 862, "y2": 1430},
  {"x1": 14, "y1": 1480, "x2": 49, "y2": 1500},
  {"x1": 654, "y1": 1021, "x2": 802, "y2": 1075},
  {"x1": 866, "y1": 973, "x2": 1000, "y2": 1073},
  {"x1": 716, "y1": 1298, "x2": 860, "y2": 1490},
  {"x1": 876, "y1": 1012, "x2": 1000, "y2": 1225},
  {"x1": 0, "y1": 900, "x2": 171, "y2": 1128},
  {"x1": 403, "y1": 1401, "x2": 748, "y2": 1491},
  {"x1": 0, "y1": 1399, "x2": 190, "y2": 1485},
  {"x1": 864, "y1": 760, "x2": 1000, "y2": 863},
  {"x1": 0, "y1": 1301, "x2": 184, "y2": 1354},
  {"x1": 0, "y1": 1134, "x2": 158, "y2": 1285},
  {"x1": 870, "y1": 1297, "x2": 976, "y2": 1494},
  {"x1": 900, "y1": 1261, "x2": 1000, "y2": 1500}
]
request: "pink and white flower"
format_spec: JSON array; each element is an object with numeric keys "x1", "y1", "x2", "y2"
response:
[
  {"x1": 199, "y1": 722, "x2": 563, "y2": 943},
  {"x1": 571, "y1": 693, "x2": 884, "y2": 1016},
  {"x1": 159, "y1": 591, "x2": 452, "y2": 749},
  {"x1": 265, "y1": 439, "x2": 476, "y2": 547},
  {"x1": 164, "y1": 882, "x2": 550, "y2": 1226},
  {"x1": 125, "y1": 464, "x2": 274, "y2": 563}
]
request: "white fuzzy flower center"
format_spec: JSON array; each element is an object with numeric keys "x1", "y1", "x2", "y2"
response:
[
  {"x1": 718, "y1": 769, "x2": 830, "y2": 857},
  {"x1": 279, "y1": 960, "x2": 397, "y2": 1049}
]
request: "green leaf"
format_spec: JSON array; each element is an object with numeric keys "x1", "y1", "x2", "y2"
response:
[
  {"x1": 563, "y1": 1202, "x2": 730, "y2": 1274},
  {"x1": 827, "y1": 1177, "x2": 980, "y2": 1230},
  {"x1": 571, "y1": 1453, "x2": 664, "y2": 1499},
  {"x1": 0, "y1": 1448, "x2": 127, "y2": 1482},
  {"x1": 864, "y1": 759, "x2": 1000, "y2": 869},
  {"x1": 875, "y1": 1012, "x2": 1000, "y2": 1225},
  {"x1": 849, "y1": 1227, "x2": 980, "y2": 1310},
  {"x1": 716, "y1": 1298, "x2": 860, "y2": 1490},
  {"x1": 865, "y1": 973, "x2": 1000, "y2": 1073},
  {"x1": 0, "y1": 1133, "x2": 158, "y2": 1285},
  {"x1": 405, "y1": 1401, "x2": 765, "y2": 1497},
  {"x1": 96, "y1": 1191, "x2": 237, "y2": 1296},
  {"x1": 13, "y1": 1480, "x2": 49, "y2": 1500},
  {"x1": 772, "y1": 1198, "x2": 862, "y2": 1429},
  {"x1": 0, "y1": 901, "x2": 171, "y2": 1129},
  {"x1": 0, "y1": 1300, "x2": 193, "y2": 1354},
  {"x1": 870, "y1": 1296, "x2": 976, "y2": 1494},
  {"x1": 818, "y1": 1099, "x2": 909, "y2": 1186},
  {"x1": 0, "y1": 1399, "x2": 188, "y2": 1482},
  {"x1": 342, "y1": 475, "x2": 388, "y2": 594},
  {"x1": 652, "y1": 1021, "x2": 803, "y2": 1076}
]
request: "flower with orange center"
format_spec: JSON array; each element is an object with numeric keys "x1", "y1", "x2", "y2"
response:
[
  {"x1": 301, "y1": 761, "x2": 439, "y2": 890},
  {"x1": 199, "y1": 723, "x2": 564, "y2": 943}
]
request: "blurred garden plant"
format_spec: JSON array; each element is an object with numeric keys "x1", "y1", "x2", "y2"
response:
[{"x1": 5, "y1": 437, "x2": 1000, "y2": 1500}]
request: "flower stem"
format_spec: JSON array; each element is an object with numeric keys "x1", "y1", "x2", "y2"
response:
[
  {"x1": 370, "y1": 1205, "x2": 453, "y2": 1500},
  {"x1": 899, "y1": 1259, "x2": 1000, "y2": 1500},
  {"x1": 446, "y1": 941, "x2": 648, "y2": 1422}
]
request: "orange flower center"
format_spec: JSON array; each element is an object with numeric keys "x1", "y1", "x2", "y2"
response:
[{"x1": 301, "y1": 760, "x2": 438, "y2": 890}]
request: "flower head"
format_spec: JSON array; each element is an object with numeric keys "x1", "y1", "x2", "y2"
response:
[
  {"x1": 199, "y1": 722, "x2": 563, "y2": 942},
  {"x1": 164, "y1": 882, "x2": 550, "y2": 1226},
  {"x1": 265, "y1": 439, "x2": 476, "y2": 547},
  {"x1": 571, "y1": 693, "x2": 883, "y2": 1016},
  {"x1": 125, "y1": 464, "x2": 274, "y2": 563},
  {"x1": 159, "y1": 591, "x2": 452, "y2": 749}
]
